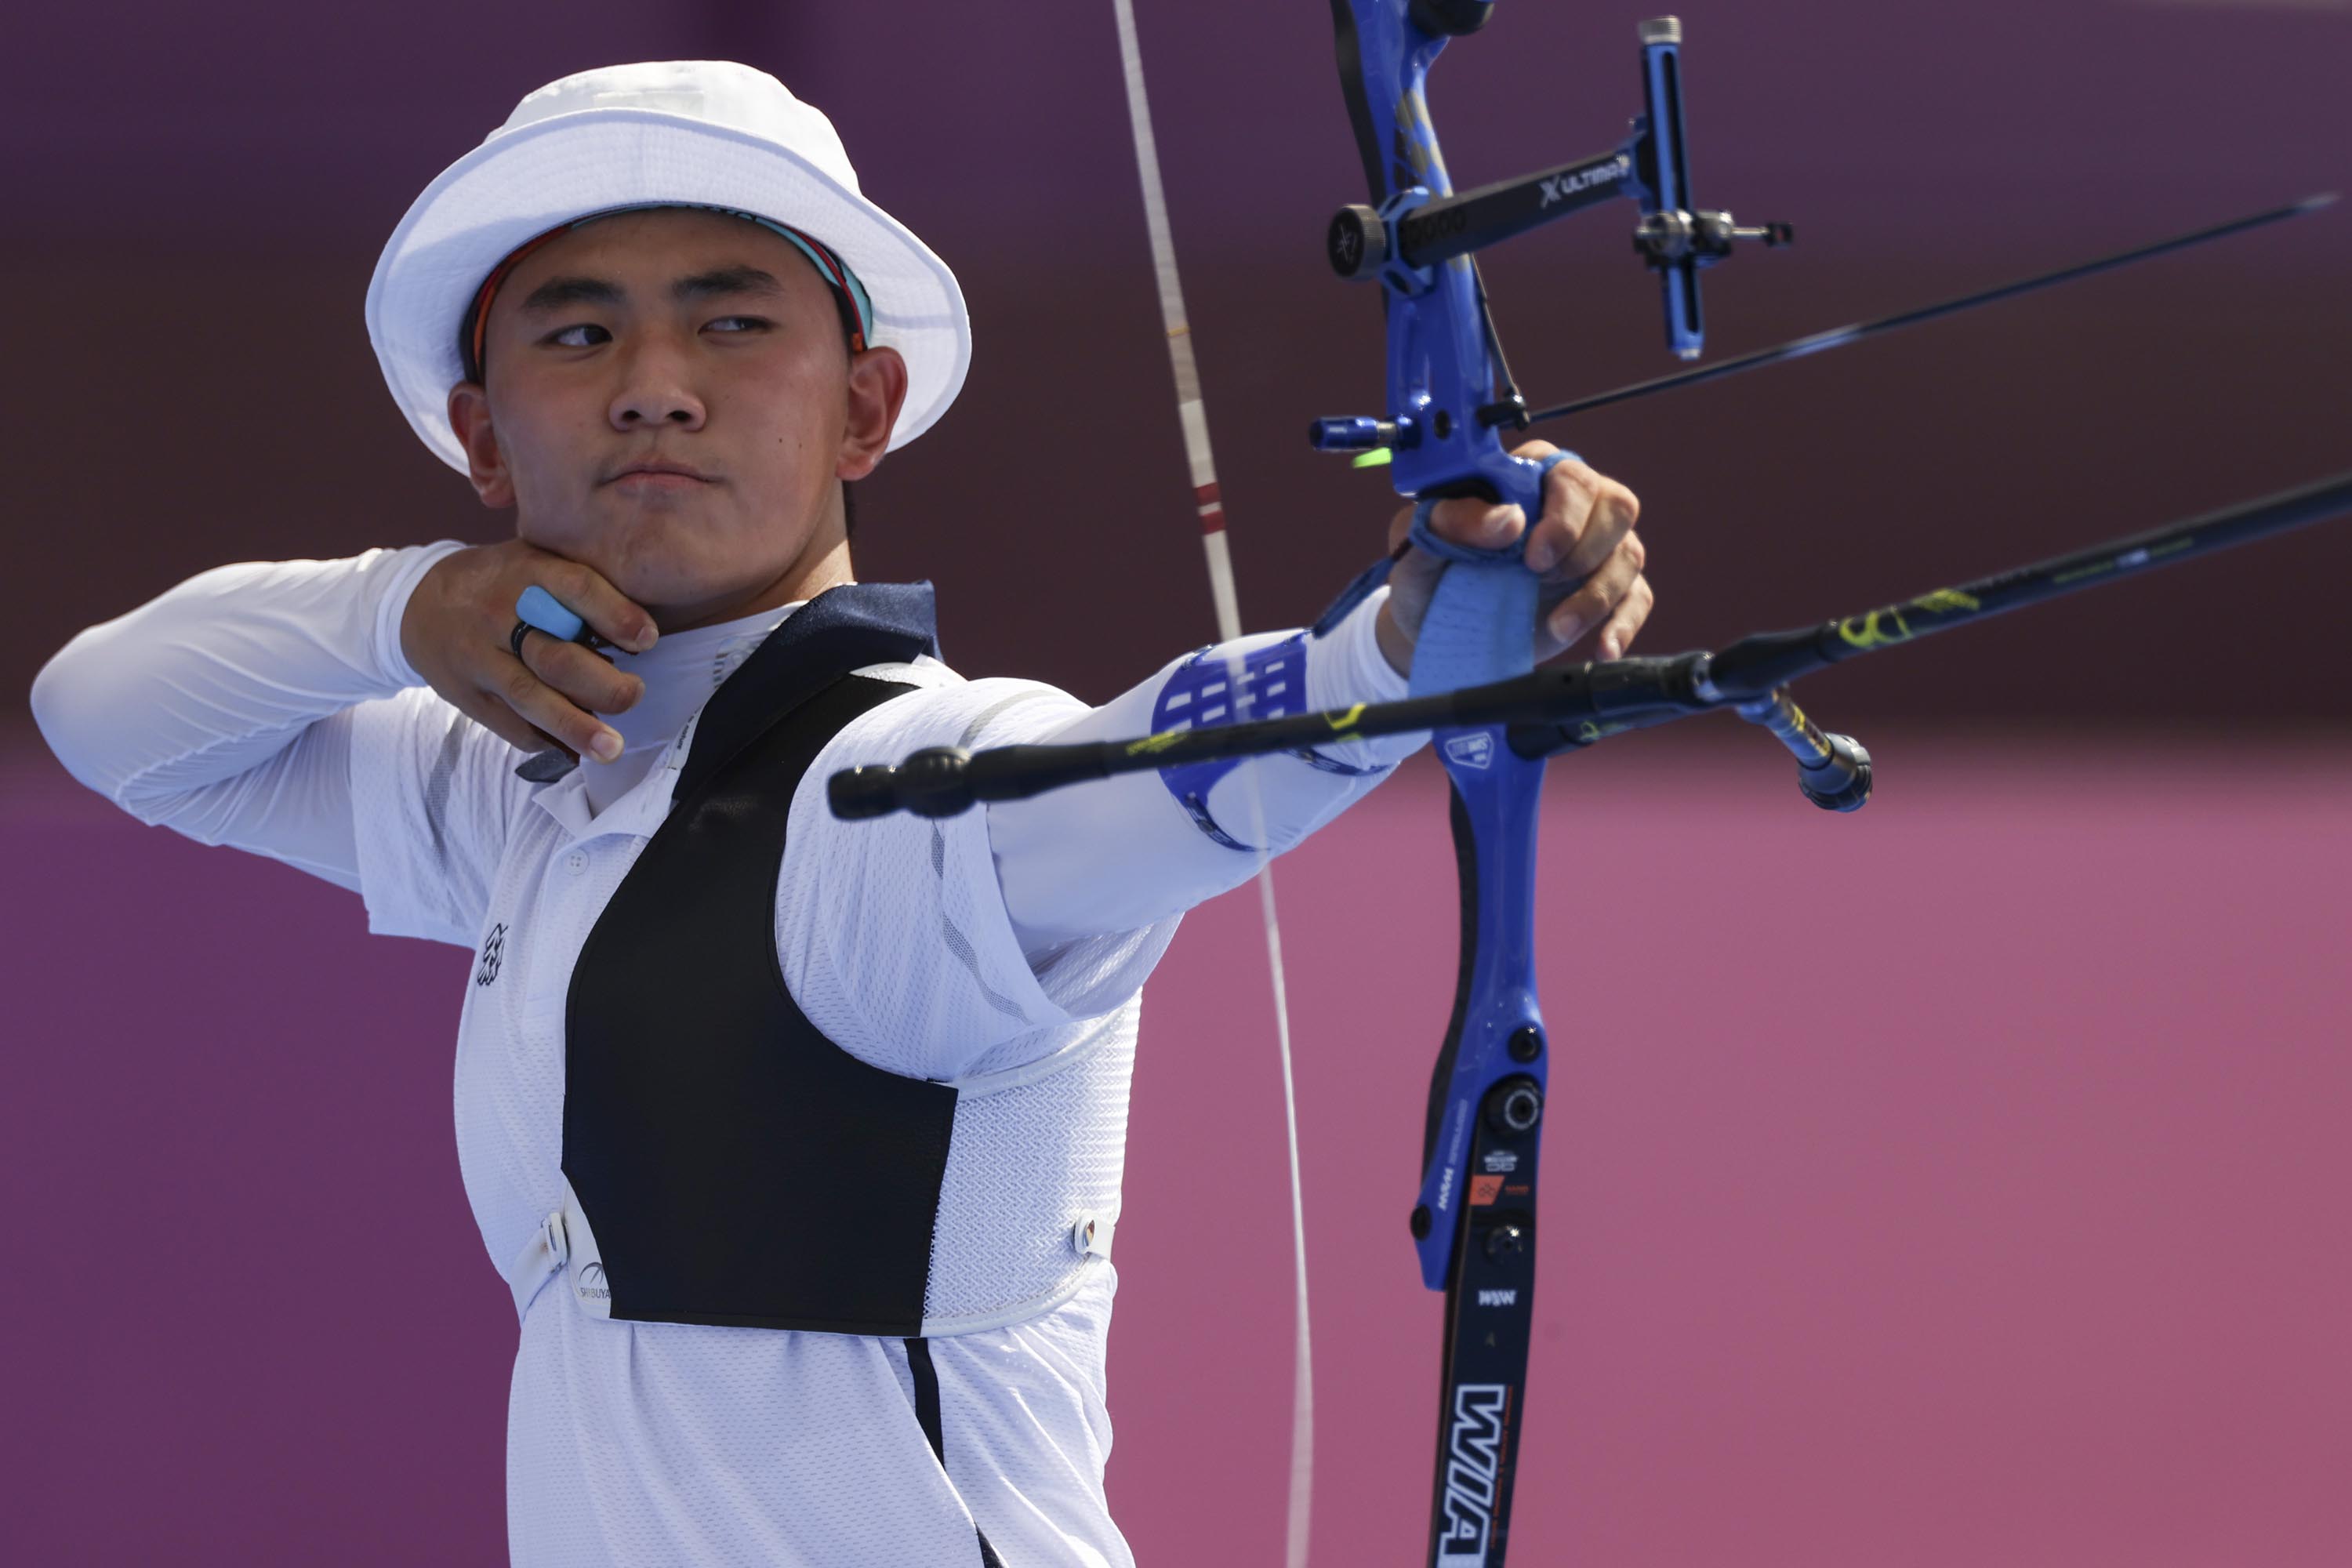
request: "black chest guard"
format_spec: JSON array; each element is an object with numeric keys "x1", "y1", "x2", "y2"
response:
[{"x1": 561, "y1": 583, "x2": 956, "y2": 1335}]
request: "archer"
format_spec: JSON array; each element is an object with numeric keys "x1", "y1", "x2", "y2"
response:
[{"x1": 28, "y1": 60, "x2": 1646, "y2": 1566}]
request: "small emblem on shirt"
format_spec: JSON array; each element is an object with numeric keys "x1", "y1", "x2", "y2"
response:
[
  {"x1": 474, "y1": 922, "x2": 507, "y2": 987},
  {"x1": 576, "y1": 1261, "x2": 612, "y2": 1301}
]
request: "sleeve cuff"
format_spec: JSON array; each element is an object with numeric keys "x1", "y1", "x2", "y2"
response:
[{"x1": 368, "y1": 540, "x2": 473, "y2": 691}]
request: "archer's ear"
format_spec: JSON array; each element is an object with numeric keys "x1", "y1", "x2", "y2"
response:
[
  {"x1": 837, "y1": 346, "x2": 910, "y2": 483},
  {"x1": 447, "y1": 383, "x2": 517, "y2": 508}
]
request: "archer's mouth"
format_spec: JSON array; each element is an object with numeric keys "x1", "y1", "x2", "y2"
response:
[
  {"x1": 608, "y1": 470, "x2": 714, "y2": 492},
  {"x1": 604, "y1": 456, "x2": 719, "y2": 487}
]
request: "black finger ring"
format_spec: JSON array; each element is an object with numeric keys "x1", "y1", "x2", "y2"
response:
[{"x1": 510, "y1": 619, "x2": 537, "y2": 659}]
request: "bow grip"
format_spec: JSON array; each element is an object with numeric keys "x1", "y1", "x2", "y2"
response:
[
  {"x1": 1404, "y1": 451, "x2": 1578, "y2": 698},
  {"x1": 1403, "y1": 454, "x2": 1569, "y2": 1293}
]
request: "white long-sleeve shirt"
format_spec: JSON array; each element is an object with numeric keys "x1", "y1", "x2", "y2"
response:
[{"x1": 28, "y1": 542, "x2": 1422, "y2": 1568}]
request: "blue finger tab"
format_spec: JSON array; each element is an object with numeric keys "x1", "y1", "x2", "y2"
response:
[
  {"x1": 510, "y1": 584, "x2": 593, "y2": 786},
  {"x1": 515, "y1": 584, "x2": 586, "y2": 644}
]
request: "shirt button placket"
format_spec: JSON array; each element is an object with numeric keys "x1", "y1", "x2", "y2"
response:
[{"x1": 564, "y1": 847, "x2": 589, "y2": 876}]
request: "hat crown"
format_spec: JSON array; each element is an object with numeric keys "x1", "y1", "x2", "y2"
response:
[{"x1": 492, "y1": 61, "x2": 861, "y2": 195}]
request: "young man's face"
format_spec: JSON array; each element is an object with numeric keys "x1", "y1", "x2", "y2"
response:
[{"x1": 448, "y1": 207, "x2": 906, "y2": 630}]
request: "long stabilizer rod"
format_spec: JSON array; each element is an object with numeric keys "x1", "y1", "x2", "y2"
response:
[{"x1": 829, "y1": 467, "x2": 2352, "y2": 821}]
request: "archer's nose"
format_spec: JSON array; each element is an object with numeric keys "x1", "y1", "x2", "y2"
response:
[{"x1": 609, "y1": 346, "x2": 706, "y2": 433}]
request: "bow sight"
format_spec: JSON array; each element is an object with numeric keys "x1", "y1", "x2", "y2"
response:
[{"x1": 1313, "y1": 11, "x2": 1788, "y2": 467}]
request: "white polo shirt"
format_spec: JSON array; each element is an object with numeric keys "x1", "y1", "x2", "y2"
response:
[
  {"x1": 30, "y1": 542, "x2": 1417, "y2": 1568},
  {"x1": 352, "y1": 657, "x2": 1163, "y2": 1563}
]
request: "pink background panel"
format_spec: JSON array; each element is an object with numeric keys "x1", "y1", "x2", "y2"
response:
[{"x1": 3, "y1": 731, "x2": 2347, "y2": 1564}]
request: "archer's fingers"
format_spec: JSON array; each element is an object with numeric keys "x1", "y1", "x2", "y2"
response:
[
  {"x1": 522, "y1": 632, "x2": 644, "y2": 719},
  {"x1": 1523, "y1": 457, "x2": 1595, "y2": 574},
  {"x1": 448, "y1": 686, "x2": 564, "y2": 757},
  {"x1": 1543, "y1": 533, "x2": 1647, "y2": 650},
  {"x1": 1526, "y1": 460, "x2": 1639, "y2": 580},
  {"x1": 1411, "y1": 495, "x2": 1527, "y2": 555},
  {"x1": 1594, "y1": 572, "x2": 1656, "y2": 659},
  {"x1": 494, "y1": 646, "x2": 626, "y2": 763},
  {"x1": 531, "y1": 556, "x2": 660, "y2": 653}
]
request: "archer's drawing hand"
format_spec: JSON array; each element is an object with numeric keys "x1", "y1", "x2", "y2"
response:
[
  {"x1": 1374, "y1": 443, "x2": 1651, "y2": 675},
  {"x1": 399, "y1": 541, "x2": 659, "y2": 764}
]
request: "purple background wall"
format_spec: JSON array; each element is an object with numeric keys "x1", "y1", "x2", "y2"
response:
[
  {"x1": 7, "y1": 0, "x2": 2350, "y2": 1563},
  {"x1": 6, "y1": 0, "x2": 2350, "y2": 714}
]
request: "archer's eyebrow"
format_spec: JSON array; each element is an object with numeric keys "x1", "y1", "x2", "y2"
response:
[
  {"x1": 670, "y1": 265, "x2": 788, "y2": 303},
  {"x1": 516, "y1": 275, "x2": 625, "y2": 316},
  {"x1": 515, "y1": 266, "x2": 789, "y2": 317}
]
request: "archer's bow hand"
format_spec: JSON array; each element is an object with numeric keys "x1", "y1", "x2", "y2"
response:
[{"x1": 1373, "y1": 443, "x2": 1653, "y2": 674}]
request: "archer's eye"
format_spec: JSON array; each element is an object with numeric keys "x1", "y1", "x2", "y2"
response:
[
  {"x1": 548, "y1": 324, "x2": 610, "y2": 348},
  {"x1": 706, "y1": 316, "x2": 772, "y2": 335}
]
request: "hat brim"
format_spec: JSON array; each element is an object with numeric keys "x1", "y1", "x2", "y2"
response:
[{"x1": 366, "y1": 107, "x2": 971, "y2": 474}]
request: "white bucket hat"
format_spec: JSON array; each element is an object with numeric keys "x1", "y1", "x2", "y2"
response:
[{"x1": 366, "y1": 60, "x2": 971, "y2": 475}]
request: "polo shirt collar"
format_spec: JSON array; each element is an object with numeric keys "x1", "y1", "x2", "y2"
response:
[{"x1": 525, "y1": 581, "x2": 939, "y2": 844}]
